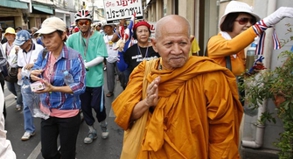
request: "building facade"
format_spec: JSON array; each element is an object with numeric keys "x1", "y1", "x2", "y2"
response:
[{"x1": 0, "y1": 0, "x2": 81, "y2": 31}]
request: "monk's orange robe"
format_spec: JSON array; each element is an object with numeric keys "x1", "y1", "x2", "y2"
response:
[{"x1": 112, "y1": 56, "x2": 243, "y2": 159}]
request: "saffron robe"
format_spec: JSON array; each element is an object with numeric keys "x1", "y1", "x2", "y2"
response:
[{"x1": 112, "y1": 56, "x2": 243, "y2": 159}]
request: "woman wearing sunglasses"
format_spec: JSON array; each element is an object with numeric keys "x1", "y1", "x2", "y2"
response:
[{"x1": 207, "y1": 1, "x2": 293, "y2": 77}]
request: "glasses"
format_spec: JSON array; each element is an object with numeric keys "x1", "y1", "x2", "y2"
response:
[
  {"x1": 235, "y1": 17, "x2": 256, "y2": 25},
  {"x1": 78, "y1": 21, "x2": 90, "y2": 26}
]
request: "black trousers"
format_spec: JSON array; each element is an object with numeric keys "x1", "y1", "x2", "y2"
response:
[
  {"x1": 41, "y1": 113, "x2": 81, "y2": 159},
  {"x1": 80, "y1": 86, "x2": 107, "y2": 126},
  {"x1": 0, "y1": 73, "x2": 6, "y2": 118}
]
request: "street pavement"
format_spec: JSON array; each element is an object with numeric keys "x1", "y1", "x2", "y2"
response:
[{"x1": 3, "y1": 72, "x2": 124, "y2": 159}]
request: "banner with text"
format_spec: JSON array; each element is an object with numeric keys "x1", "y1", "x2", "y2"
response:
[{"x1": 103, "y1": 0, "x2": 143, "y2": 23}]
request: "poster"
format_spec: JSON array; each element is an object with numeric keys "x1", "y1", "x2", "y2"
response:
[{"x1": 103, "y1": 0, "x2": 143, "y2": 22}]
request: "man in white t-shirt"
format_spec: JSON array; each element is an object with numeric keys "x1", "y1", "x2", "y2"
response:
[
  {"x1": 14, "y1": 30, "x2": 44, "y2": 141},
  {"x1": 103, "y1": 23, "x2": 119, "y2": 97}
]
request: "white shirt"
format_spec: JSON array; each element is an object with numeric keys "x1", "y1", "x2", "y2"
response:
[
  {"x1": 103, "y1": 34, "x2": 118, "y2": 63},
  {"x1": 2, "y1": 42, "x2": 18, "y2": 68},
  {"x1": 0, "y1": 85, "x2": 16, "y2": 159},
  {"x1": 17, "y1": 41, "x2": 44, "y2": 78}
]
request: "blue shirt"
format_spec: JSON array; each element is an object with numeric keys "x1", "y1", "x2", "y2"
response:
[{"x1": 32, "y1": 45, "x2": 86, "y2": 110}]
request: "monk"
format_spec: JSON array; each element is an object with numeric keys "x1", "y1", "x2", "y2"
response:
[{"x1": 112, "y1": 15, "x2": 243, "y2": 159}]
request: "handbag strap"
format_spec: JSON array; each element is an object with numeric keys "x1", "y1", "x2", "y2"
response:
[
  {"x1": 204, "y1": 38, "x2": 232, "y2": 71},
  {"x1": 225, "y1": 55, "x2": 232, "y2": 71},
  {"x1": 142, "y1": 59, "x2": 156, "y2": 99}
]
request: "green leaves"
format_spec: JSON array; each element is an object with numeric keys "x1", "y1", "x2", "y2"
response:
[{"x1": 242, "y1": 50, "x2": 293, "y2": 158}]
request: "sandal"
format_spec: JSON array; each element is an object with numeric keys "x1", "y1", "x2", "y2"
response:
[{"x1": 106, "y1": 92, "x2": 113, "y2": 97}]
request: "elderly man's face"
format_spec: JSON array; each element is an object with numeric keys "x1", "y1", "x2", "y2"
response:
[{"x1": 151, "y1": 21, "x2": 190, "y2": 70}]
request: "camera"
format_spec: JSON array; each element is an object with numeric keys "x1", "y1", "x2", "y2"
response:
[{"x1": 30, "y1": 81, "x2": 45, "y2": 92}]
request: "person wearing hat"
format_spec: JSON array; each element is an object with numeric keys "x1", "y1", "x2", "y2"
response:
[
  {"x1": 103, "y1": 23, "x2": 119, "y2": 97},
  {"x1": 14, "y1": 30, "x2": 44, "y2": 141},
  {"x1": 2, "y1": 27, "x2": 23, "y2": 111},
  {"x1": 67, "y1": 9, "x2": 109, "y2": 144},
  {"x1": 207, "y1": 1, "x2": 293, "y2": 77},
  {"x1": 117, "y1": 20, "x2": 159, "y2": 89},
  {"x1": 29, "y1": 16, "x2": 86, "y2": 158},
  {"x1": 207, "y1": 1, "x2": 293, "y2": 107}
]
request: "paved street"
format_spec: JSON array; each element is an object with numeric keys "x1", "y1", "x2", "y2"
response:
[{"x1": 3, "y1": 73, "x2": 124, "y2": 159}]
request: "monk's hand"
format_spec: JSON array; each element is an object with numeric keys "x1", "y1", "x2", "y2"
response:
[{"x1": 145, "y1": 76, "x2": 160, "y2": 107}]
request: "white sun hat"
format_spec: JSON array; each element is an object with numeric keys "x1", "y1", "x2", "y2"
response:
[{"x1": 219, "y1": 1, "x2": 260, "y2": 28}]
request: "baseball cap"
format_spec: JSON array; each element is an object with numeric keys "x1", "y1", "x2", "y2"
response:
[
  {"x1": 14, "y1": 30, "x2": 31, "y2": 46},
  {"x1": 219, "y1": 1, "x2": 260, "y2": 28},
  {"x1": 36, "y1": 17, "x2": 66, "y2": 35}
]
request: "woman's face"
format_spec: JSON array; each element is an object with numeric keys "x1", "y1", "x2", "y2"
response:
[
  {"x1": 135, "y1": 25, "x2": 150, "y2": 43},
  {"x1": 5, "y1": 33, "x2": 15, "y2": 42},
  {"x1": 41, "y1": 31, "x2": 65, "y2": 52},
  {"x1": 231, "y1": 13, "x2": 256, "y2": 37}
]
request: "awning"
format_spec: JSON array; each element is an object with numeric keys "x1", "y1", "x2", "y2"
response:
[
  {"x1": 32, "y1": 3, "x2": 54, "y2": 15},
  {"x1": 0, "y1": 0, "x2": 28, "y2": 9}
]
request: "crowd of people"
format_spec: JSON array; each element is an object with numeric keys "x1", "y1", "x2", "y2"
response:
[{"x1": 0, "y1": 1, "x2": 293, "y2": 159}]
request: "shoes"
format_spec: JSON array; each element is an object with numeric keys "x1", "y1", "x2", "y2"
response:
[
  {"x1": 106, "y1": 92, "x2": 113, "y2": 97},
  {"x1": 100, "y1": 124, "x2": 109, "y2": 139},
  {"x1": 84, "y1": 130, "x2": 98, "y2": 144},
  {"x1": 21, "y1": 131, "x2": 36, "y2": 141},
  {"x1": 16, "y1": 104, "x2": 22, "y2": 111}
]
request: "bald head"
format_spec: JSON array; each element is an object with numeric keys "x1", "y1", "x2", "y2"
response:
[
  {"x1": 151, "y1": 15, "x2": 191, "y2": 70},
  {"x1": 155, "y1": 15, "x2": 191, "y2": 39}
]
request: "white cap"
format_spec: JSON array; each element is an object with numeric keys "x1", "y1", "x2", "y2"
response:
[
  {"x1": 219, "y1": 1, "x2": 260, "y2": 28},
  {"x1": 36, "y1": 17, "x2": 66, "y2": 35}
]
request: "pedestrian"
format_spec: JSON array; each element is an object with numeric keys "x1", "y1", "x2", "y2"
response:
[
  {"x1": 117, "y1": 20, "x2": 159, "y2": 89},
  {"x1": 30, "y1": 16, "x2": 86, "y2": 159},
  {"x1": 112, "y1": 15, "x2": 243, "y2": 159},
  {"x1": 66, "y1": 9, "x2": 109, "y2": 144},
  {"x1": 0, "y1": 42, "x2": 7, "y2": 118},
  {"x1": 2, "y1": 27, "x2": 23, "y2": 111},
  {"x1": 103, "y1": 23, "x2": 119, "y2": 97},
  {"x1": 30, "y1": 27, "x2": 43, "y2": 46},
  {"x1": 14, "y1": 30, "x2": 44, "y2": 141},
  {"x1": 207, "y1": 1, "x2": 293, "y2": 76},
  {"x1": 0, "y1": 84, "x2": 16, "y2": 159},
  {"x1": 207, "y1": 1, "x2": 293, "y2": 106}
]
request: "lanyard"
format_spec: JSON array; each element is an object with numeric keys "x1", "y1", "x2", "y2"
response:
[
  {"x1": 80, "y1": 30, "x2": 92, "y2": 57},
  {"x1": 137, "y1": 44, "x2": 149, "y2": 58}
]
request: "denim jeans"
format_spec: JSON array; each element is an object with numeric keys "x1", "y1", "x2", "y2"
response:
[
  {"x1": 21, "y1": 79, "x2": 35, "y2": 133},
  {"x1": 6, "y1": 81, "x2": 23, "y2": 106}
]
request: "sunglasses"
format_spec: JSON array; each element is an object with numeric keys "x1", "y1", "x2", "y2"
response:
[
  {"x1": 235, "y1": 17, "x2": 256, "y2": 25},
  {"x1": 78, "y1": 21, "x2": 90, "y2": 26}
]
